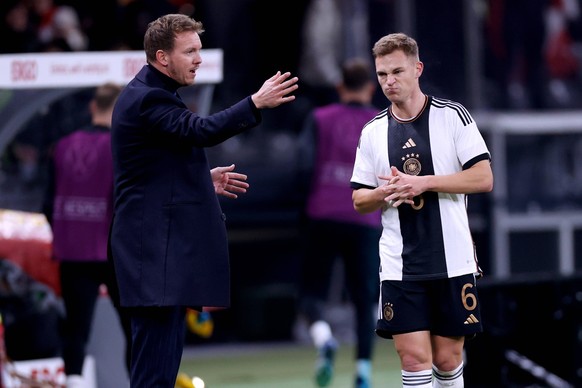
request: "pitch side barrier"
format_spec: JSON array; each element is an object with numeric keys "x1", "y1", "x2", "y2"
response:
[
  {"x1": 0, "y1": 50, "x2": 223, "y2": 156},
  {"x1": 0, "y1": 49, "x2": 223, "y2": 88},
  {"x1": 465, "y1": 111, "x2": 582, "y2": 388},
  {"x1": 464, "y1": 271, "x2": 582, "y2": 387},
  {"x1": 473, "y1": 110, "x2": 582, "y2": 280}
]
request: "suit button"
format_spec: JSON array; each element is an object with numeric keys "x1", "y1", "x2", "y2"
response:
[{"x1": 221, "y1": 213, "x2": 227, "y2": 221}]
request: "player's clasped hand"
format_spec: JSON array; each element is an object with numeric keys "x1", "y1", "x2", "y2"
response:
[
  {"x1": 251, "y1": 71, "x2": 299, "y2": 109},
  {"x1": 378, "y1": 171, "x2": 414, "y2": 208}
]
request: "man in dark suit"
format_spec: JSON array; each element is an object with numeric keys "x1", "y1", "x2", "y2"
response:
[{"x1": 109, "y1": 13, "x2": 298, "y2": 387}]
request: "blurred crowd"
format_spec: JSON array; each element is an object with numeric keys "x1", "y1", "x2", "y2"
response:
[
  {"x1": 1, "y1": 0, "x2": 581, "y2": 111},
  {"x1": 0, "y1": 0, "x2": 193, "y2": 53},
  {"x1": 483, "y1": 0, "x2": 582, "y2": 109}
]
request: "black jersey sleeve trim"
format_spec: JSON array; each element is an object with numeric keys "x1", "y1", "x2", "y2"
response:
[
  {"x1": 462, "y1": 152, "x2": 491, "y2": 170},
  {"x1": 351, "y1": 182, "x2": 376, "y2": 190}
]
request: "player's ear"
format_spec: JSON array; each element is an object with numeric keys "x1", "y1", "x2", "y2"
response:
[{"x1": 415, "y1": 61, "x2": 424, "y2": 78}]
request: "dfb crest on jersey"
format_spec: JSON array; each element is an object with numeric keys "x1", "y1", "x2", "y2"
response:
[{"x1": 402, "y1": 153, "x2": 421, "y2": 175}]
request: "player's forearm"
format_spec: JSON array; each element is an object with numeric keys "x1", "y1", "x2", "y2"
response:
[
  {"x1": 352, "y1": 187, "x2": 386, "y2": 214},
  {"x1": 423, "y1": 161, "x2": 493, "y2": 194}
]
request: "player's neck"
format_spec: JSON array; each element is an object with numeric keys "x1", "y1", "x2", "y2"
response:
[{"x1": 391, "y1": 93, "x2": 427, "y2": 121}]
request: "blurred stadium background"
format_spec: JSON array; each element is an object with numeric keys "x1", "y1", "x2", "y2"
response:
[{"x1": 1, "y1": 0, "x2": 582, "y2": 387}]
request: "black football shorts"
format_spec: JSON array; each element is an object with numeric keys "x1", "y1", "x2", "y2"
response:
[{"x1": 375, "y1": 273, "x2": 483, "y2": 339}]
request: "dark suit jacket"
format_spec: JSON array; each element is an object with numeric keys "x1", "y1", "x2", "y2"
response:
[{"x1": 109, "y1": 64, "x2": 261, "y2": 308}]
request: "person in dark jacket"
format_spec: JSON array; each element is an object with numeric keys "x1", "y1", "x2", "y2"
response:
[{"x1": 109, "y1": 13, "x2": 298, "y2": 387}]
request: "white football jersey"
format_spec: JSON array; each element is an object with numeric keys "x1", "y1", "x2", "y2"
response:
[{"x1": 351, "y1": 96, "x2": 490, "y2": 281}]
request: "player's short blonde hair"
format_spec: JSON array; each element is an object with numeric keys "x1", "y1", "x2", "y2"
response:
[{"x1": 372, "y1": 33, "x2": 419, "y2": 61}]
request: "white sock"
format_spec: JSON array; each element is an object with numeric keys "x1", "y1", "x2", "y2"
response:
[
  {"x1": 432, "y1": 362, "x2": 464, "y2": 387},
  {"x1": 309, "y1": 320, "x2": 332, "y2": 348},
  {"x1": 356, "y1": 358, "x2": 371, "y2": 378},
  {"x1": 402, "y1": 369, "x2": 432, "y2": 388},
  {"x1": 66, "y1": 375, "x2": 85, "y2": 388}
]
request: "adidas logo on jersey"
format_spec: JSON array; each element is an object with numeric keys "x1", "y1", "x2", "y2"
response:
[
  {"x1": 464, "y1": 314, "x2": 479, "y2": 324},
  {"x1": 402, "y1": 138, "x2": 416, "y2": 149}
]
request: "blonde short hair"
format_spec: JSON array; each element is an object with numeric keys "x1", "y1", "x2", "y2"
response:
[{"x1": 372, "y1": 33, "x2": 419, "y2": 61}]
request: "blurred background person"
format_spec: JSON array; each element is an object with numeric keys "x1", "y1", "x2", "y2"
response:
[
  {"x1": 297, "y1": 58, "x2": 381, "y2": 388},
  {"x1": 29, "y1": 0, "x2": 88, "y2": 52},
  {"x1": 298, "y1": 0, "x2": 372, "y2": 110},
  {"x1": 43, "y1": 83, "x2": 132, "y2": 388},
  {"x1": 0, "y1": 0, "x2": 41, "y2": 54}
]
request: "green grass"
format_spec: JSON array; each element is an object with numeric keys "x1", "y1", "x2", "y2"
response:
[{"x1": 178, "y1": 340, "x2": 402, "y2": 388}]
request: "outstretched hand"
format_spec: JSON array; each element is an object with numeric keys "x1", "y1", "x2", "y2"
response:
[
  {"x1": 251, "y1": 71, "x2": 299, "y2": 109},
  {"x1": 211, "y1": 164, "x2": 249, "y2": 199}
]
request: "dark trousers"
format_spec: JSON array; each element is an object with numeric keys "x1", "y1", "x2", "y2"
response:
[
  {"x1": 128, "y1": 306, "x2": 187, "y2": 388},
  {"x1": 59, "y1": 260, "x2": 132, "y2": 375},
  {"x1": 298, "y1": 219, "x2": 381, "y2": 360}
]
